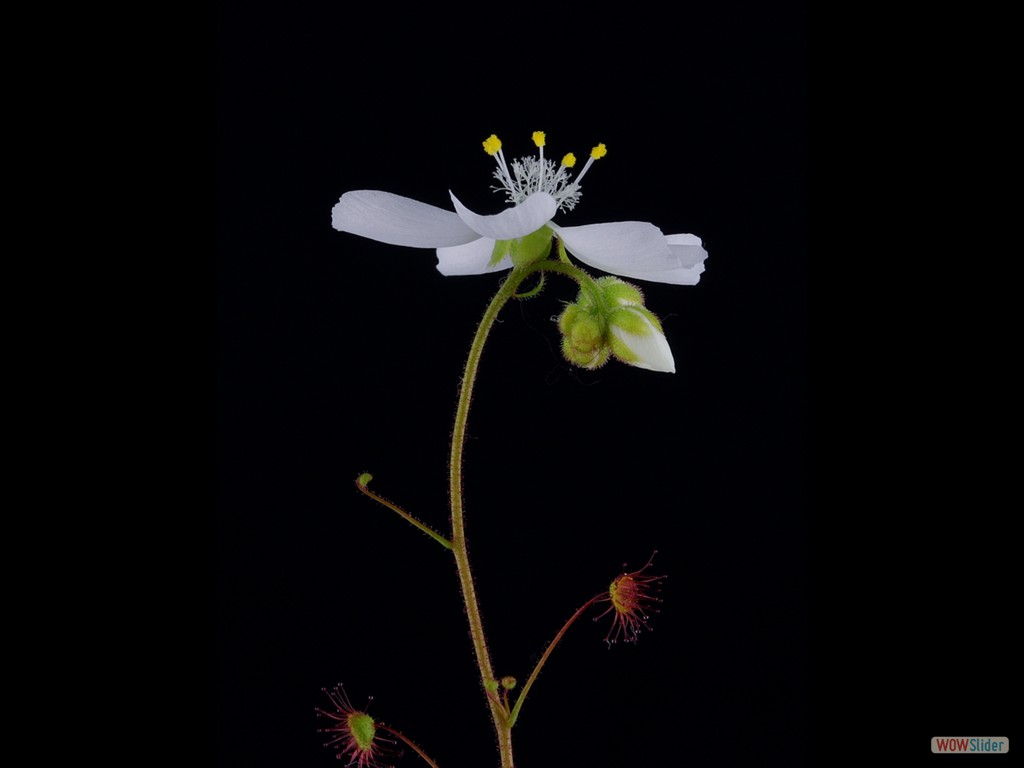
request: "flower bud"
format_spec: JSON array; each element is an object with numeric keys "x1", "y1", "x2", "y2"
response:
[
  {"x1": 607, "y1": 304, "x2": 675, "y2": 373},
  {"x1": 556, "y1": 277, "x2": 675, "y2": 373},
  {"x1": 558, "y1": 302, "x2": 610, "y2": 369}
]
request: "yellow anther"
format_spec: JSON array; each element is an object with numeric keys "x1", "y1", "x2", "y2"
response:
[
  {"x1": 532, "y1": 131, "x2": 546, "y2": 148},
  {"x1": 561, "y1": 152, "x2": 577, "y2": 168},
  {"x1": 590, "y1": 143, "x2": 607, "y2": 160},
  {"x1": 482, "y1": 135, "x2": 502, "y2": 156}
]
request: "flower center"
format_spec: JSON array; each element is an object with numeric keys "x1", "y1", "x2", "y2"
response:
[{"x1": 482, "y1": 132, "x2": 606, "y2": 213}]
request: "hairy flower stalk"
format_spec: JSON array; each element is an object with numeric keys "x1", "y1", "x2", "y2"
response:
[{"x1": 447, "y1": 270, "x2": 531, "y2": 767}]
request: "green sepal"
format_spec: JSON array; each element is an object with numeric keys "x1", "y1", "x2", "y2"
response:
[
  {"x1": 608, "y1": 306, "x2": 653, "y2": 337},
  {"x1": 490, "y1": 226, "x2": 553, "y2": 269},
  {"x1": 596, "y1": 276, "x2": 644, "y2": 307},
  {"x1": 608, "y1": 332, "x2": 640, "y2": 364},
  {"x1": 621, "y1": 303, "x2": 664, "y2": 332},
  {"x1": 511, "y1": 226, "x2": 553, "y2": 267},
  {"x1": 490, "y1": 239, "x2": 512, "y2": 267}
]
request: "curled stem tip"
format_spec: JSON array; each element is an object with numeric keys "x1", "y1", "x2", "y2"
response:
[{"x1": 513, "y1": 272, "x2": 546, "y2": 299}]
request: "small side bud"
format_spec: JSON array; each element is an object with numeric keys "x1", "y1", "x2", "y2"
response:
[
  {"x1": 484, "y1": 678, "x2": 500, "y2": 693},
  {"x1": 607, "y1": 304, "x2": 674, "y2": 373},
  {"x1": 556, "y1": 277, "x2": 675, "y2": 374},
  {"x1": 501, "y1": 676, "x2": 517, "y2": 691},
  {"x1": 558, "y1": 302, "x2": 610, "y2": 370},
  {"x1": 596, "y1": 275, "x2": 644, "y2": 307}
]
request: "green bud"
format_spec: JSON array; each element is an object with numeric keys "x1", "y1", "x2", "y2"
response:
[
  {"x1": 356, "y1": 472, "x2": 373, "y2": 488},
  {"x1": 484, "y1": 678, "x2": 500, "y2": 693},
  {"x1": 558, "y1": 300, "x2": 610, "y2": 369},
  {"x1": 557, "y1": 303, "x2": 578, "y2": 334},
  {"x1": 501, "y1": 676, "x2": 517, "y2": 690},
  {"x1": 555, "y1": 276, "x2": 674, "y2": 372},
  {"x1": 607, "y1": 304, "x2": 674, "y2": 373},
  {"x1": 596, "y1": 275, "x2": 644, "y2": 307}
]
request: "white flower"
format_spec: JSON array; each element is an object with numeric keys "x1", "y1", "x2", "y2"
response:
[{"x1": 332, "y1": 133, "x2": 707, "y2": 285}]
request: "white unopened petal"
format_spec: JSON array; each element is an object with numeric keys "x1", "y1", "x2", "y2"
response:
[
  {"x1": 435, "y1": 237, "x2": 513, "y2": 276},
  {"x1": 449, "y1": 191, "x2": 558, "y2": 240},
  {"x1": 610, "y1": 309, "x2": 676, "y2": 373},
  {"x1": 332, "y1": 190, "x2": 479, "y2": 248}
]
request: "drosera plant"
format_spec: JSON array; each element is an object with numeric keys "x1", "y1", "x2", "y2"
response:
[{"x1": 325, "y1": 132, "x2": 707, "y2": 767}]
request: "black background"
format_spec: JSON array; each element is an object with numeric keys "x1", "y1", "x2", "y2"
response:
[
  {"x1": 217, "y1": 2, "x2": 1009, "y2": 767},
  {"x1": 216, "y1": 2, "x2": 806, "y2": 765}
]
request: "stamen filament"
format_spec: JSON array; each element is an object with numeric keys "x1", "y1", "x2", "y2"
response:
[
  {"x1": 533, "y1": 130, "x2": 546, "y2": 190},
  {"x1": 573, "y1": 143, "x2": 606, "y2": 186},
  {"x1": 496, "y1": 148, "x2": 514, "y2": 194}
]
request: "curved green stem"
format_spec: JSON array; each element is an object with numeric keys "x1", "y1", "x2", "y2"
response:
[
  {"x1": 449, "y1": 268, "x2": 532, "y2": 768},
  {"x1": 449, "y1": 249, "x2": 606, "y2": 767},
  {"x1": 522, "y1": 253, "x2": 604, "y2": 307},
  {"x1": 513, "y1": 271, "x2": 545, "y2": 299},
  {"x1": 508, "y1": 594, "x2": 601, "y2": 728}
]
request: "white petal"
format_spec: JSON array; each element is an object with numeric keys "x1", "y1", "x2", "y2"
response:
[
  {"x1": 657, "y1": 234, "x2": 708, "y2": 285},
  {"x1": 449, "y1": 191, "x2": 557, "y2": 240},
  {"x1": 553, "y1": 221, "x2": 677, "y2": 281},
  {"x1": 435, "y1": 237, "x2": 513, "y2": 276},
  {"x1": 630, "y1": 262, "x2": 705, "y2": 286},
  {"x1": 332, "y1": 190, "x2": 479, "y2": 248},
  {"x1": 666, "y1": 234, "x2": 709, "y2": 269},
  {"x1": 665, "y1": 233, "x2": 702, "y2": 247},
  {"x1": 610, "y1": 310, "x2": 676, "y2": 373}
]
